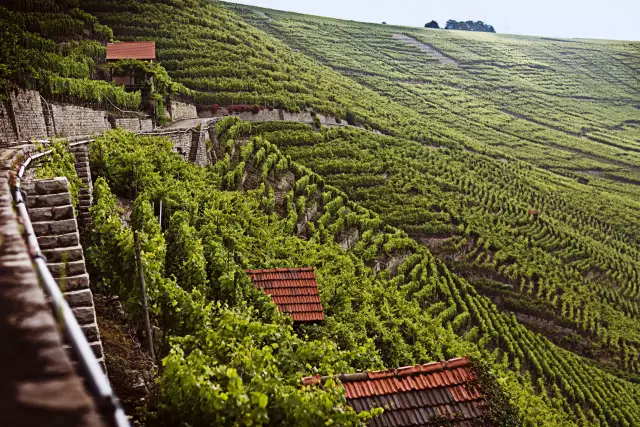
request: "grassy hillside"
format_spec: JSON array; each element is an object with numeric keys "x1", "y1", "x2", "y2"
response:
[
  {"x1": 231, "y1": 5, "x2": 640, "y2": 181},
  {"x1": 226, "y1": 3, "x2": 640, "y2": 380},
  {"x1": 32, "y1": 0, "x2": 640, "y2": 425}
]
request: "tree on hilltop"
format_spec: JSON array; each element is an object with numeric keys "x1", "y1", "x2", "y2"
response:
[
  {"x1": 445, "y1": 19, "x2": 496, "y2": 32},
  {"x1": 425, "y1": 20, "x2": 440, "y2": 29}
]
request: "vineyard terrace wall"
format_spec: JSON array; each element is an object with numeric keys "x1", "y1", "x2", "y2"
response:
[{"x1": 0, "y1": 88, "x2": 154, "y2": 146}]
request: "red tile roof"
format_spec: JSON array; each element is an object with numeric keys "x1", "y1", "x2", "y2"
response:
[
  {"x1": 303, "y1": 357, "x2": 489, "y2": 426},
  {"x1": 245, "y1": 267, "x2": 324, "y2": 322},
  {"x1": 106, "y1": 41, "x2": 156, "y2": 60}
]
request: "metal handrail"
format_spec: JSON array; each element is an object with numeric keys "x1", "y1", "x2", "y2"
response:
[
  {"x1": 11, "y1": 138, "x2": 130, "y2": 427},
  {"x1": 9, "y1": 122, "x2": 221, "y2": 427}
]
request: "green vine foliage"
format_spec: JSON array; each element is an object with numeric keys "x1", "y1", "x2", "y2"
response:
[
  {"x1": 0, "y1": 4, "x2": 139, "y2": 108},
  {"x1": 34, "y1": 138, "x2": 82, "y2": 208}
]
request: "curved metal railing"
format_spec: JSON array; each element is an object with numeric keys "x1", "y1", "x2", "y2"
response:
[
  {"x1": 8, "y1": 120, "x2": 221, "y2": 427},
  {"x1": 11, "y1": 138, "x2": 130, "y2": 427}
]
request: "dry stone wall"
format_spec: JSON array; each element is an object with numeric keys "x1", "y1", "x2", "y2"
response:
[
  {"x1": 9, "y1": 88, "x2": 48, "y2": 141},
  {"x1": 0, "y1": 101, "x2": 16, "y2": 146},
  {"x1": 113, "y1": 117, "x2": 153, "y2": 132},
  {"x1": 70, "y1": 144, "x2": 93, "y2": 237},
  {"x1": 169, "y1": 100, "x2": 197, "y2": 121},
  {"x1": 202, "y1": 107, "x2": 345, "y2": 127},
  {"x1": 47, "y1": 104, "x2": 110, "y2": 137},
  {"x1": 0, "y1": 167, "x2": 105, "y2": 427},
  {"x1": 0, "y1": 87, "x2": 156, "y2": 146}
]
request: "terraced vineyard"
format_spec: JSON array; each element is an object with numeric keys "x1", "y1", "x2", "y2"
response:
[{"x1": 29, "y1": 0, "x2": 640, "y2": 425}]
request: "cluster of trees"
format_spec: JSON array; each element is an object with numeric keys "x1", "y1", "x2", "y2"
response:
[{"x1": 445, "y1": 20, "x2": 496, "y2": 32}]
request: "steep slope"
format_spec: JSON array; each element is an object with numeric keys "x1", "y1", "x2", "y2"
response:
[
  {"x1": 231, "y1": 4, "x2": 640, "y2": 183},
  {"x1": 69, "y1": 0, "x2": 640, "y2": 424},
  {"x1": 0, "y1": 1, "x2": 139, "y2": 109}
]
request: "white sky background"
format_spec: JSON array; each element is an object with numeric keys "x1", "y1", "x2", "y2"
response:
[{"x1": 226, "y1": 0, "x2": 640, "y2": 41}]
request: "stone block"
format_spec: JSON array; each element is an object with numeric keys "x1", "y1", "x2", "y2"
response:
[
  {"x1": 29, "y1": 205, "x2": 74, "y2": 222},
  {"x1": 32, "y1": 178, "x2": 69, "y2": 195},
  {"x1": 64, "y1": 289, "x2": 94, "y2": 308},
  {"x1": 81, "y1": 323, "x2": 100, "y2": 342},
  {"x1": 47, "y1": 261, "x2": 86, "y2": 278},
  {"x1": 31, "y1": 218, "x2": 77, "y2": 236},
  {"x1": 60, "y1": 273, "x2": 90, "y2": 291},
  {"x1": 29, "y1": 193, "x2": 72, "y2": 208},
  {"x1": 71, "y1": 306, "x2": 96, "y2": 325},
  {"x1": 41, "y1": 245, "x2": 84, "y2": 263},
  {"x1": 37, "y1": 232, "x2": 79, "y2": 250}
]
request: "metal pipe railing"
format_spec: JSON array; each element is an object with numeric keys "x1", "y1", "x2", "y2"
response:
[
  {"x1": 11, "y1": 138, "x2": 130, "y2": 427},
  {"x1": 9, "y1": 121, "x2": 221, "y2": 427}
]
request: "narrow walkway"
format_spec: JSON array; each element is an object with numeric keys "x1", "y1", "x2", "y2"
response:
[
  {"x1": 391, "y1": 34, "x2": 458, "y2": 66},
  {"x1": 0, "y1": 164, "x2": 104, "y2": 426}
]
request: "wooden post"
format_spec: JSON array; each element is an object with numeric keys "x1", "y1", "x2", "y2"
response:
[{"x1": 134, "y1": 231, "x2": 155, "y2": 360}]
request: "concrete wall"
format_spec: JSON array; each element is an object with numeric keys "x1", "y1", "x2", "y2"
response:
[{"x1": 169, "y1": 100, "x2": 197, "y2": 121}]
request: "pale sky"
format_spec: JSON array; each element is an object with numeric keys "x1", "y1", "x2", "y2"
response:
[{"x1": 227, "y1": 0, "x2": 640, "y2": 41}]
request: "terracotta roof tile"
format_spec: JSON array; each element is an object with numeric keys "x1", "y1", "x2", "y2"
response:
[
  {"x1": 246, "y1": 267, "x2": 324, "y2": 322},
  {"x1": 303, "y1": 357, "x2": 489, "y2": 427},
  {"x1": 106, "y1": 41, "x2": 156, "y2": 60}
]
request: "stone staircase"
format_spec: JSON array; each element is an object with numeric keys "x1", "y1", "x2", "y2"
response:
[
  {"x1": 70, "y1": 143, "x2": 93, "y2": 237},
  {"x1": 23, "y1": 177, "x2": 105, "y2": 371}
]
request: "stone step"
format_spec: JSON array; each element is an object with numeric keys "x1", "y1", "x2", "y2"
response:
[
  {"x1": 41, "y1": 245, "x2": 84, "y2": 263},
  {"x1": 80, "y1": 323, "x2": 100, "y2": 343},
  {"x1": 57, "y1": 273, "x2": 90, "y2": 292},
  {"x1": 64, "y1": 289, "x2": 94, "y2": 308},
  {"x1": 27, "y1": 192, "x2": 72, "y2": 208},
  {"x1": 48, "y1": 260, "x2": 86, "y2": 278},
  {"x1": 21, "y1": 177, "x2": 70, "y2": 196},
  {"x1": 65, "y1": 341, "x2": 103, "y2": 359},
  {"x1": 38, "y1": 231, "x2": 79, "y2": 250},
  {"x1": 29, "y1": 205, "x2": 74, "y2": 222},
  {"x1": 71, "y1": 305, "x2": 97, "y2": 326},
  {"x1": 31, "y1": 218, "x2": 77, "y2": 236},
  {"x1": 78, "y1": 188, "x2": 91, "y2": 195}
]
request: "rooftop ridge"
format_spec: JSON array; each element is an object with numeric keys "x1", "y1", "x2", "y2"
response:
[{"x1": 302, "y1": 356, "x2": 472, "y2": 386}]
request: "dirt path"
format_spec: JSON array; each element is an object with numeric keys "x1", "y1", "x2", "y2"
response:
[{"x1": 391, "y1": 34, "x2": 458, "y2": 66}]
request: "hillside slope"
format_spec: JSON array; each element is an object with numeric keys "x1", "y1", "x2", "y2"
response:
[{"x1": 57, "y1": 0, "x2": 640, "y2": 425}]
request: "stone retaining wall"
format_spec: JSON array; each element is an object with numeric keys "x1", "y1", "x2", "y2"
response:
[
  {"x1": 113, "y1": 117, "x2": 153, "y2": 132},
  {"x1": 169, "y1": 100, "x2": 198, "y2": 121},
  {"x1": 47, "y1": 104, "x2": 110, "y2": 137},
  {"x1": 201, "y1": 107, "x2": 344, "y2": 127},
  {"x1": 0, "y1": 87, "x2": 155, "y2": 146}
]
